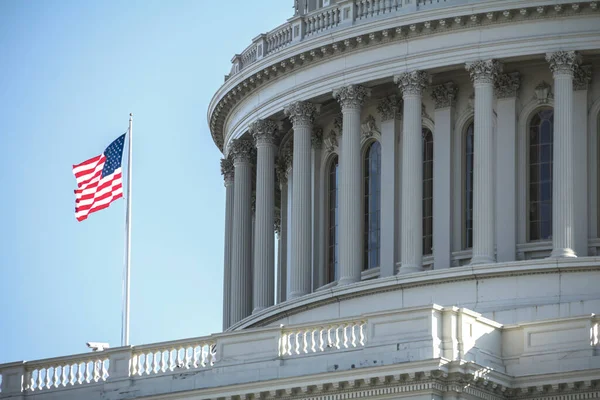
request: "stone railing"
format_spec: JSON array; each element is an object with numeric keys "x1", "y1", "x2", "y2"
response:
[
  {"x1": 279, "y1": 319, "x2": 366, "y2": 356},
  {"x1": 226, "y1": 0, "x2": 472, "y2": 79},
  {"x1": 131, "y1": 337, "x2": 216, "y2": 376}
]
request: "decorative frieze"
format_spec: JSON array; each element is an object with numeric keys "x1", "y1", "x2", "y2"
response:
[
  {"x1": 465, "y1": 59, "x2": 503, "y2": 84},
  {"x1": 284, "y1": 101, "x2": 319, "y2": 126},
  {"x1": 377, "y1": 95, "x2": 402, "y2": 121},
  {"x1": 229, "y1": 139, "x2": 255, "y2": 163},
  {"x1": 220, "y1": 158, "x2": 234, "y2": 183},
  {"x1": 394, "y1": 71, "x2": 429, "y2": 96},
  {"x1": 333, "y1": 84, "x2": 371, "y2": 110},
  {"x1": 311, "y1": 127, "x2": 323, "y2": 149},
  {"x1": 573, "y1": 64, "x2": 592, "y2": 90},
  {"x1": 495, "y1": 72, "x2": 520, "y2": 98},
  {"x1": 249, "y1": 119, "x2": 279, "y2": 145},
  {"x1": 361, "y1": 115, "x2": 379, "y2": 139},
  {"x1": 546, "y1": 50, "x2": 581, "y2": 75},
  {"x1": 430, "y1": 81, "x2": 458, "y2": 108}
]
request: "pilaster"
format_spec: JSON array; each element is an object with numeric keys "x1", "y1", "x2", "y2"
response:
[
  {"x1": 377, "y1": 95, "x2": 402, "y2": 277},
  {"x1": 546, "y1": 50, "x2": 580, "y2": 258},
  {"x1": 333, "y1": 85, "x2": 371, "y2": 285},
  {"x1": 395, "y1": 71, "x2": 428, "y2": 273},
  {"x1": 220, "y1": 158, "x2": 235, "y2": 329},
  {"x1": 465, "y1": 59, "x2": 503, "y2": 265},
  {"x1": 430, "y1": 82, "x2": 458, "y2": 269},
  {"x1": 284, "y1": 101, "x2": 319, "y2": 298}
]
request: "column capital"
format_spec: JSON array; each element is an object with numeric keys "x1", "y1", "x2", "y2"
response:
[
  {"x1": 495, "y1": 72, "x2": 521, "y2": 99},
  {"x1": 430, "y1": 81, "x2": 458, "y2": 108},
  {"x1": 333, "y1": 84, "x2": 371, "y2": 110},
  {"x1": 377, "y1": 95, "x2": 402, "y2": 121},
  {"x1": 394, "y1": 71, "x2": 429, "y2": 97},
  {"x1": 465, "y1": 59, "x2": 503, "y2": 84},
  {"x1": 220, "y1": 158, "x2": 234, "y2": 184},
  {"x1": 312, "y1": 127, "x2": 323, "y2": 149},
  {"x1": 249, "y1": 119, "x2": 279, "y2": 146},
  {"x1": 574, "y1": 64, "x2": 592, "y2": 90},
  {"x1": 546, "y1": 51, "x2": 581, "y2": 76},
  {"x1": 229, "y1": 139, "x2": 254, "y2": 164},
  {"x1": 284, "y1": 101, "x2": 320, "y2": 126}
]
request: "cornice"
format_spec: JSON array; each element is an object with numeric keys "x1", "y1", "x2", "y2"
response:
[{"x1": 207, "y1": 1, "x2": 599, "y2": 152}]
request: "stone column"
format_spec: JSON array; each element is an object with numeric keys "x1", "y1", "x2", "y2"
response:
[
  {"x1": 228, "y1": 139, "x2": 254, "y2": 325},
  {"x1": 573, "y1": 64, "x2": 592, "y2": 256},
  {"x1": 394, "y1": 71, "x2": 428, "y2": 273},
  {"x1": 276, "y1": 160, "x2": 288, "y2": 303},
  {"x1": 284, "y1": 101, "x2": 319, "y2": 299},
  {"x1": 333, "y1": 85, "x2": 370, "y2": 285},
  {"x1": 250, "y1": 119, "x2": 278, "y2": 313},
  {"x1": 220, "y1": 158, "x2": 234, "y2": 330},
  {"x1": 465, "y1": 59, "x2": 503, "y2": 265},
  {"x1": 311, "y1": 128, "x2": 324, "y2": 289},
  {"x1": 546, "y1": 51, "x2": 580, "y2": 258},
  {"x1": 430, "y1": 82, "x2": 458, "y2": 270},
  {"x1": 494, "y1": 72, "x2": 520, "y2": 262},
  {"x1": 377, "y1": 95, "x2": 402, "y2": 277}
]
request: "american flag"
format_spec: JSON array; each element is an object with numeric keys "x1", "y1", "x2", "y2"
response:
[{"x1": 72, "y1": 134, "x2": 126, "y2": 222}]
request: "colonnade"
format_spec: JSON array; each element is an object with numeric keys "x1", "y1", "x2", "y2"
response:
[{"x1": 221, "y1": 51, "x2": 583, "y2": 329}]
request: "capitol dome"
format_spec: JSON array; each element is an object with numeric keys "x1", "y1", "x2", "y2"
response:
[{"x1": 2, "y1": 1, "x2": 600, "y2": 399}]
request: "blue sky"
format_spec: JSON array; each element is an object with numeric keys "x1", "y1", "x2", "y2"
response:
[{"x1": 0, "y1": 0, "x2": 291, "y2": 364}]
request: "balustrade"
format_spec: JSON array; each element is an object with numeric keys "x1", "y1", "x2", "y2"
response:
[
  {"x1": 305, "y1": 6, "x2": 341, "y2": 36},
  {"x1": 266, "y1": 25, "x2": 293, "y2": 55},
  {"x1": 24, "y1": 356, "x2": 108, "y2": 392},
  {"x1": 279, "y1": 320, "x2": 366, "y2": 356},
  {"x1": 131, "y1": 339, "x2": 216, "y2": 376}
]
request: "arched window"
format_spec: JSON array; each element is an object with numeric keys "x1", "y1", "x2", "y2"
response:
[
  {"x1": 327, "y1": 156, "x2": 340, "y2": 283},
  {"x1": 423, "y1": 128, "x2": 434, "y2": 255},
  {"x1": 529, "y1": 109, "x2": 554, "y2": 241},
  {"x1": 363, "y1": 141, "x2": 381, "y2": 269},
  {"x1": 464, "y1": 121, "x2": 474, "y2": 249}
]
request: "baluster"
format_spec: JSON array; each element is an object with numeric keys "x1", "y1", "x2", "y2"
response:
[
  {"x1": 374, "y1": 0, "x2": 379, "y2": 14},
  {"x1": 93, "y1": 360, "x2": 100, "y2": 382},
  {"x1": 319, "y1": 328, "x2": 325, "y2": 351},
  {"x1": 335, "y1": 326, "x2": 341, "y2": 349},
  {"x1": 311, "y1": 329, "x2": 317, "y2": 353},
  {"x1": 76, "y1": 363, "x2": 83, "y2": 384},
  {"x1": 343, "y1": 325, "x2": 348, "y2": 348},
  {"x1": 302, "y1": 330, "x2": 308, "y2": 354},
  {"x1": 351, "y1": 324, "x2": 357, "y2": 347},
  {"x1": 45, "y1": 367, "x2": 53, "y2": 389},
  {"x1": 184, "y1": 347, "x2": 191, "y2": 369},
  {"x1": 359, "y1": 322, "x2": 366, "y2": 346},
  {"x1": 52, "y1": 366, "x2": 59, "y2": 388},
  {"x1": 130, "y1": 354, "x2": 138, "y2": 376},
  {"x1": 24, "y1": 369, "x2": 32, "y2": 391},
  {"x1": 60, "y1": 365, "x2": 67, "y2": 387},
  {"x1": 202, "y1": 345, "x2": 210, "y2": 367}
]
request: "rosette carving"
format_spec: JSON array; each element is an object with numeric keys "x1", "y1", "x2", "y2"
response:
[
  {"x1": 249, "y1": 119, "x2": 279, "y2": 145},
  {"x1": 430, "y1": 82, "x2": 458, "y2": 108},
  {"x1": 220, "y1": 158, "x2": 234, "y2": 183},
  {"x1": 546, "y1": 51, "x2": 581, "y2": 76},
  {"x1": 495, "y1": 72, "x2": 520, "y2": 99},
  {"x1": 333, "y1": 84, "x2": 371, "y2": 109},
  {"x1": 284, "y1": 101, "x2": 319, "y2": 126},
  {"x1": 377, "y1": 95, "x2": 402, "y2": 121},
  {"x1": 465, "y1": 59, "x2": 503, "y2": 84},
  {"x1": 228, "y1": 139, "x2": 255, "y2": 163},
  {"x1": 394, "y1": 71, "x2": 429, "y2": 96},
  {"x1": 573, "y1": 65, "x2": 592, "y2": 91}
]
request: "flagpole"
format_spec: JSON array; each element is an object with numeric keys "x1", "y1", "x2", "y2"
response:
[{"x1": 123, "y1": 113, "x2": 133, "y2": 346}]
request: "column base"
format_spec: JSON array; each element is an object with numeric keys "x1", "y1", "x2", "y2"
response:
[
  {"x1": 288, "y1": 290, "x2": 309, "y2": 299},
  {"x1": 338, "y1": 276, "x2": 360, "y2": 286},
  {"x1": 397, "y1": 264, "x2": 422, "y2": 274},
  {"x1": 550, "y1": 247, "x2": 577, "y2": 258},
  {"x1": 470, "y1": 254, "x2": 495, "y2": 265}
]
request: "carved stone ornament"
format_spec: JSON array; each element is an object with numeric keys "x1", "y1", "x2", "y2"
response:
[
  {"x1": 333, "y1": 114, "x2": 343, "y2": 133},
  {"x1": 275, "y1": 161, "x2": 288, "y2": 185},
  {"x1": 377, "y1": 95, "x2": 402, "y2": 121},
  {"x1": 534, "y1": 81, "x2": 553, "y2": 104},
  {"x1": 323, "y1": 129, "x2": 339, "y2": 152},
  {"x1": 332, "y1": 84, "x2": 371, "y2": 109},
  {"x1": 361, "y1": 115, "x2": 379, "y2": 139},
  {"x1": 284, "y1": 101, "x2": 319, "y2": 126},
  {"x1": 228, "y1": 139, "x2": 255, "y2": 163},
  {"x1": 249, "y1": 119, "x2": 279, "y2": 145},
  {"x1": 495, "y1": 72, "x2": 521, "y2": 99},
  {"x1": 312, "y1": 127, "x2": 323, "y2": 149},
  {"x1": 220, "y1": 158, "x2": 234, "y2": 183},
  {"x1": 546, "y1": 50, "x2": 581, "y2": 76},
  {"x1": 465, "y1": 59, "x2": 503, "y2": 84},
  {"x1": 394, "y1": 70, "x2": 429, "y2": 96},
  {"x1": 430, "y1": 81, "x2": 458, "y2": 108},
  {"x1": 573, "y1": 64, "x2": 592, "y2": 90}
]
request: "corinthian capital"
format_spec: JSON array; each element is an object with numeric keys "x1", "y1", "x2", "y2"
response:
[
  {"x1": 394, "y1": 71, "x2": 429, "y2": 97},
  {"x1": 546, "y1": 51, "x2": 581, "y2": 76},
  {"x1": 220, "y1": 158, "x2": 234, "y2": 183},
  {"x1": 495, "y1": 72, "x2": 521, "y2": 99},
  {"x1": 430, "y1": 81, "x2": 458, "y2": 108},
  {"x1": 228, "y1": 139, "x2": 254, "y2": 164},
  {"x1": 465, "y1": 59, "x2": 503, "y2": 84},
  {"x1": 377, "y1": 95, "x2": 402, "y2": 121},
  {"x1": 333, "y1": 85, "x2": 371, "y2": 110},
  {"x1": 284, "y1": 101, "x2": 319, "y2": 126},
  {"x1": 249, "y1": 119, "x2": 279, "y2": 146},
  {"x1": 573, "y1": 64, "x2": 592, "y2": 90}
]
